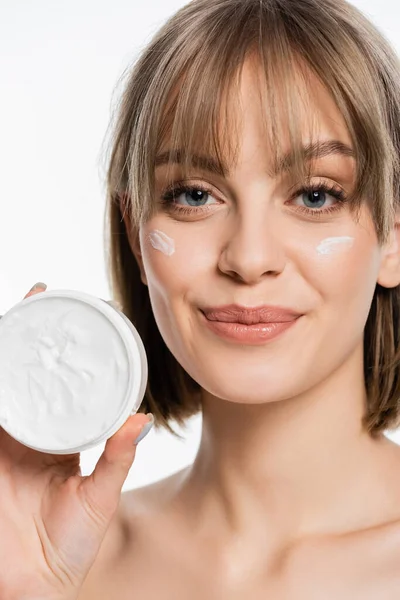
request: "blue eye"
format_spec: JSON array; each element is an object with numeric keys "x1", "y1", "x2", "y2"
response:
[
  {"x1": 302, "y1": 188, "x2": 328, "y2": 209},
  {"x1": 183, "y1": 188, "x2": 210, "y2": 206},
  {"x1": 160, "y1": 180, "x2": 347, "y2": 219},
  {"x1": 294, "y1": 183, "x2": 346, "y2": 212},
  {"x1": 162, "y1": 184, "x2": 216, "y2": 207}
]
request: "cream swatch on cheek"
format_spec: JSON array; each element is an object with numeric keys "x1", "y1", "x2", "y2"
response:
[
  {"x1": 148, "y1": 229, "x2": 175, "y2": 256},
  {"x1": 316, "y1": 236, "x2": 354, "y2": 255}
]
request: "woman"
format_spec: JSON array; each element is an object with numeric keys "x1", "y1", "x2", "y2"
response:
[{"x1": 2, "y1": 0, "x2": 400, "y2": 597}]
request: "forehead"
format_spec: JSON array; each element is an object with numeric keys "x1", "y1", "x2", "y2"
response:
[
  {"x1": 228, "y1": 54, "x2": 352, "y2": 152},
  {"x1": 156, "y1": 53, "x2": 354, "y2": 181}
]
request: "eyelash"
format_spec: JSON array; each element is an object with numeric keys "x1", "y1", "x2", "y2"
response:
[{"x1": 159, "y1": 179, "x2": 347, "y2": 219}]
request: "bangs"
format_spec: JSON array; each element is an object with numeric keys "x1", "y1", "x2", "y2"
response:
[
  {"x1": 121, "y1": 0, "x2": 399, "y2": 240},
  {"x1": 154, "y1": 49, "x2": 357, "y2": 208},
  {"x1": 105, "y1": 0, "x2": 400, "y2": 436}
]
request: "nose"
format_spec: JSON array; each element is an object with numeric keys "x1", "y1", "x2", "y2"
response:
[{"x1": 217, "y1": 208, "x2": 286, "y2": 284}]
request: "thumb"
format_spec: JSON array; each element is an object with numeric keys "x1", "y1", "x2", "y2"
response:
[{"x1": 79, "y1": 413, "x2": 154, "y2": 523}]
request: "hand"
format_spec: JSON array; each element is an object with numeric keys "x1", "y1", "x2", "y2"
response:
[{"x1": 0, "y1": 283, "x2": 153, "y2": 600}]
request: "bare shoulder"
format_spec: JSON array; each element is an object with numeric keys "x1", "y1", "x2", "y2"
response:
[{"x1": 77, "y1": 465, "x2": 191, "y2": 600}]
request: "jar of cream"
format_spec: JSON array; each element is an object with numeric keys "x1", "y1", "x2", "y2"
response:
[{"x1": 0, "y1": 289, "x2": 148, "y2": 454}]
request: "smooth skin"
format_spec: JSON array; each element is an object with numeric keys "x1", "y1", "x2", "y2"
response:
[
  {"x1": 82, "y1": 56, "x2": 400, "y2": 600},
  {"x1": 4, "y1": 52, "x2": 400, "y2": 600},
  {"x1": 0, "y1": 284, "x2": 152, "y2": 600}
]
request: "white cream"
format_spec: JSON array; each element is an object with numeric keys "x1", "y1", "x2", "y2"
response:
[
  {"x1": 0, "y1": 292, "x2": 147, "y2": 453},
  {"x1": 148, "y1": 229, "x2": 175, "y2": 256},
  {"x1": 316, "y1": 236, "x2": 354, "y2": 255}
]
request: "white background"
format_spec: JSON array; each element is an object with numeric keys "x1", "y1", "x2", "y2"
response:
[{"x1": 1, "y1": 0, "x2": 399, "y2": 491}]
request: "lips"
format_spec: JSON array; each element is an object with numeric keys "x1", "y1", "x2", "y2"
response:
[{"x1": 201, "y1": 304, "x2": 302, "y2": 325}]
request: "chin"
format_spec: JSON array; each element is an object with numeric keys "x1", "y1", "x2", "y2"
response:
[{"x1": 194, "y1": 364, "x2": 311, "y2": 406}]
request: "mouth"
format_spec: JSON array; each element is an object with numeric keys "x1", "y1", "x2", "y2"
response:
[{"x1": 200, "y1": 305, "x2": 303, "y2": 345}]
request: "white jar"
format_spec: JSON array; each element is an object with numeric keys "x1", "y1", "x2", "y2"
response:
[{"x1": 0, "y1": 289, "x2": 148, "y2": 454}]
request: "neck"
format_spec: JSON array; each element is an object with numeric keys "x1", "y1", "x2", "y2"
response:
[{"x1": 178, "y1": 343, "x2": 399, "y2": 548}]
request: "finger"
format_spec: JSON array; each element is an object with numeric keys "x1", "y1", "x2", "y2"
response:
[
  {"x1": 24, "y1": 282, "x2": 47, "y2": 299},
  {"x1": 79, "y1": 413, "x2": 153, "y2": 520}
]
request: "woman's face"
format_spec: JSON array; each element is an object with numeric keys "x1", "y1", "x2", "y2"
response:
[{"x1": 127, "y1": 58, "x2": 397, "y2": 405}]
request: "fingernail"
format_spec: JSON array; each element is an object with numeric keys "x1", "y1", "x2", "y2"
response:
[
  {"x1": 30, "y1": 282, "x2": 47, "y2": 292},
  {"x1": 134, "y1": 413, "x2": 154, "y2": 445}
]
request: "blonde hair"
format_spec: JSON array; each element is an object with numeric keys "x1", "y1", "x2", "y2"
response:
[{"x1": 103, "y1": 0, "x2": 400, "y2": 438}]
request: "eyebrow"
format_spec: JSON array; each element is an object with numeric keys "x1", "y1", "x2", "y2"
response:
[{"x1": 154, "y1": 140, "x2": 355, "y2": 177}]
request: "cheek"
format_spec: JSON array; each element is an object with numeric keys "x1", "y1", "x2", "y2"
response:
[
  {"x1": 295, "y1": 234, "x2": 381, "y2": 315},
  {"x1": 148, "y1": 229, "x2": 175, "y2": 256},
  {"x1": 140, "y1": 229, "x2": 180, "y2": 296},
  {"x1": 139, "y1": 224, "x2": 215, "y2": 362},
  {"x1": 141, "y1": 225, "x2": 215, "y2": 295}
]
